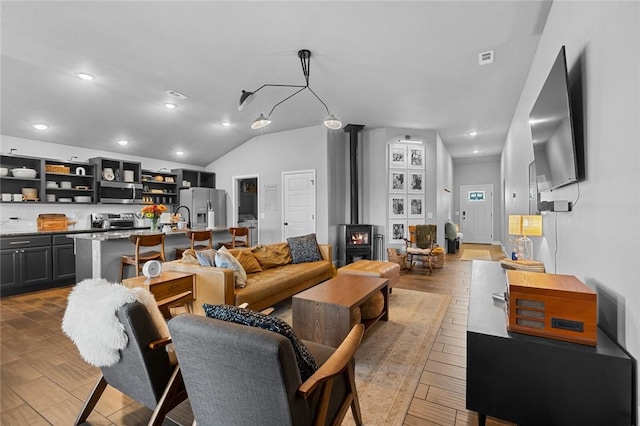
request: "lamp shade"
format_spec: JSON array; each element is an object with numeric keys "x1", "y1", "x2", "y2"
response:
[
  {"x1": 238, "y1": 90, "x2": 255, "y2": 111},
  {"x1": 508, "y1": 215, "x2": 523, "y2": 235},
  {"x1": 251, "y1": 114, "x2": 271, "y2": 129},
  {"x1": 522, "y1": 215, "x2": 543, "y2": 236},
  {"x1": 323, "y1": 114, "x2": 342, "y2": 130}
]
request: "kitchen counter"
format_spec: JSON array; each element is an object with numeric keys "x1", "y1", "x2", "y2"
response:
[
  {"x1": 69, "y1": 227, "x2": 231, "y2": 283},
  {"x1": 0, "y1": 227, "x2": 113, "y2": 238},
  {"x1": 70, "y1": 227, "x2": 228, "y2": 241}
]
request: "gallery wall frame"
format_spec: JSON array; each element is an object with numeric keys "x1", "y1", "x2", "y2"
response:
[
  {"x1": 389, "y1": 194, "x2": 408, "y2": 219},
  {"x1": 408, "y1": 195, "x2": 425, "y2": 219},
  {"x1": 408, "y1": 171, "x2": 425, "y2": 193},
  {"x1": 389, "y1": 169, "x2": 407, "y2": 193},
  {"x1": 408, "y1": 145, "x2": 425, "y2": 169},
  {"x1": 389, "y1": 144, "x2": 408, "y2": 168},
  {"x1": 389, "y1": 220, "x2": 407, "y2": 243}
]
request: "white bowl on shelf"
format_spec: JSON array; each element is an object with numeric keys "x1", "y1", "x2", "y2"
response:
[
  {"x1": 0, "y1": 167, "x2": 8, "y2": 176},
  {"x1": 58, "y1": 197, "x2": 72, "y2": 203},
  {"x1": 73, "y1": 195, "x2": 92, "y2": 203},
  {"x1": 60, "y1": 181, "x2": 72, "y2": 189},
  {"x1": 11, "y1": 168, "x2": 37, "y2": 178}
]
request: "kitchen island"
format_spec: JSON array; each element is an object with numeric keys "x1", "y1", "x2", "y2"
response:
[{"x1": 70, "y1": 227, "x2": 230, "y2": 283}]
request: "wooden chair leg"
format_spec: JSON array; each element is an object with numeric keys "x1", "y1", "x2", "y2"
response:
[
  {"x1": 347, "y1": 363, "x2": 363, "y2": 425},
  {"x1": 75, "y1": 375, "x2": 108, "y2": 425},
  {"x1": 149, "y1": 366, "x2": 188, "y2": 426}
]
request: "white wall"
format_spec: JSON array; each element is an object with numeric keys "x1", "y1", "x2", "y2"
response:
[
  {"x1": 0, "y1": 135, "x2": 200, "y2": 230},
  {"x1": 501, "y1": 1, "x2": 639, "y2": 415},
  {"x1": 436, "y1": 132, "x2": 454, "y2": 245},
  {"x1": 207, "y1": 125, "x2": 330, "y2": 245},
  {"x1": 453, "y1": 155, "x2": 502, "y2": 244}
]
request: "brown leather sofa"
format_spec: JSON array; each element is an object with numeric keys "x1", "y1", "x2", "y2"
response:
[{"x1": 163, "y1": 243, "x2": 332, "y2": 315}]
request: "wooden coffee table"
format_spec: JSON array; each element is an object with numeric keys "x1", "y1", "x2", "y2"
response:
[{"x1": 292, "y1": 274, "x2": 389, "y2": 347}]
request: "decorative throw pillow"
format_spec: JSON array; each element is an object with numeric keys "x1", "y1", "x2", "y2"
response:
[
  {"x1": 287, "y1": 233, "x2": 322, "y2": 264},
  {"x1": 251, "y1": 243, "x2": 292, "y2": 269},
  {"x1": 181, "y1": 249, "x2": 200, "y2": 265},
  {"x1": 203, "y1": 304, "x2": 318, "y2": 381},
  {"x1": 228, "y1": 248, "x2": 263, "y2": 274},
  {"x1": 195, "y1": 249, "x2": 218, "y2": 267},
  {"x1": 215, "y1": 246, "x2": 247, "y2": 288}
]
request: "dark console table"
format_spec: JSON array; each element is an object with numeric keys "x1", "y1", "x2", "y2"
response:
[{"x1": 466, "y1": 261, "x2": 634, "y2": 426}]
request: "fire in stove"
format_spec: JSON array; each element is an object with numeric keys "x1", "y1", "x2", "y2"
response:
[{"x1": 350, "y1": 232, "x2": 369, "y2": 245}]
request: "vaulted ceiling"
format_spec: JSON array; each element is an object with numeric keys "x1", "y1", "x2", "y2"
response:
[{"x1": 1, "y1": 1, "x2": 551, "y2": 166}]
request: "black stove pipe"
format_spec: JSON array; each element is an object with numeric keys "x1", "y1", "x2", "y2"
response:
[{"x1": 344, "y1": 124, "x2": 365, "y2": 225}]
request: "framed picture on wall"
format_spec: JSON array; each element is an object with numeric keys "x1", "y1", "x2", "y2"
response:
[
  {"x1": 408, "y1": 146, "x2": 425, "y2": 169},
  {"x1": 389, "y1": 194, "x2": 407, "y2": 218},
  {"x1": 389, "y1": 144, "x2": 407, "y2": 168},
  {"x1": 389, "y1": 169, "x2": 407, "y2": 193},
  {"x1": 389, "y1": 220, "x2": 407, "y2": 243},
  {"x1": 408, "y1": 195, "x2": 425, "y2": 219},
  {"x1": 408, "y1": 171, "x2": 425, "y2": 193}
]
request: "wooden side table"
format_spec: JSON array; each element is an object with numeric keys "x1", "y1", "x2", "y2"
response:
[{"x1": 123, "y1": 270, "x2": 195, "y2": 319}]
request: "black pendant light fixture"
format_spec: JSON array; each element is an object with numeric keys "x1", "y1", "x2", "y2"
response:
[{"x1": 239, "y1": 49, "x2": 342, "y2": 130}]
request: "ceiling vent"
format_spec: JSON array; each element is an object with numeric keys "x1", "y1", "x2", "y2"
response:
[
  {"x1": 479, "y1": 50, "x2": 494, "y2": 66},
  {"x1": 166, "y1": 90, "x2": 188, "y2": 100}
]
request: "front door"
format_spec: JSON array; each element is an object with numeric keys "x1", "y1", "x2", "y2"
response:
[
  {"x1": 460, "y1": 184, "x2": 493, "y2": 244},
  {"x1": 282, "y1": 170, "x2": 316, "y2": 240}
]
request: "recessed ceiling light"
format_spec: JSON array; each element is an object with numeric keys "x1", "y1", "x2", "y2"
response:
[
  {"x1": 175, "y1": 150, "x2": 184, "y2": 156},
  {"x1": 221, "y1": 121, "x2": 231, "y2": 127},
  {"x1": 33, "y1": 123, "x2": 48, "y2": 130},
  {"x1": 473, "y1": 149, "x2": 479, "y2": 154},
  {"x1": 117, "y1": 139, "x2": 129, "y2": 146},
  {"x1": 164, "y1": 103, "x2": 177, "y2": 110},
  {"x1": 76, "y1": 72, "x2": 95, "y2": 81},
  {"x1": 468, "y1": 131, "x2": 478, "y2": 137}
]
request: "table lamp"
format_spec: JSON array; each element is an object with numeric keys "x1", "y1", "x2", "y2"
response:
[{"x1": 518, "y1": 215, "x2": 543, "y2": 260}]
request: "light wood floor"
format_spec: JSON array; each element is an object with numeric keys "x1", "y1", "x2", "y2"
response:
[
  {"x1": 395, "y1": 243, "x2": 514, "y2": 426},
  {"x1": 1, "y1": 243, "x2": 514, "y2": 426}
]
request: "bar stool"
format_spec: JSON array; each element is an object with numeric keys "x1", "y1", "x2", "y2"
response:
[
  {"x1": 175, "y1": 229, "x2": 214, "y2": 259},
  {"x1": 120, "y1": 233, "x2": 166, "y2": 281},
  {"x1": 219, "y1": 227, "x2": 249, "y2": 249}
]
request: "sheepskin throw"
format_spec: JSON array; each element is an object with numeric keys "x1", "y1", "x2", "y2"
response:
[{"x1": 62, "y1": 278, "x2": 171, "y2": 367}]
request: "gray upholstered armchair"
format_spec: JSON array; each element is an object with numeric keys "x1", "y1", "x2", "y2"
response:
[
  {"x1": 168, "y1": 314, "x2": 364, "y2": 426},
  {"x1": 74, "y1": 302, "x2": 187, "y2": 425}
]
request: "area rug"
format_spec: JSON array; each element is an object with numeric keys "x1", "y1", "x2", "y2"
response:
[
  {"x1": 271, "y1": 288, "x2": 451, "y2": 425},
  {"x1": 461, "y1": 249, "x2": 492, "y2": 261}
]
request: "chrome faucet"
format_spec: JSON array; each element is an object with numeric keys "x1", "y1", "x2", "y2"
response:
[{"x1": 175, "y1": 205, "x2": 191, "y2": 228}]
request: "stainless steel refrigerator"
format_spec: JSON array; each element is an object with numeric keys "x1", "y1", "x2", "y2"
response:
[{"x1": 179, "y1": 188, "x2": 226, "y2": 229}]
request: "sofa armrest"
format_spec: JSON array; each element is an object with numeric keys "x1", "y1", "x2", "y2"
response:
[
  {"x1": 163, "y1": 260, "x2": 235, "y2": 316},
  {"x1": 318, "y1": 244, "x2": 332, "y2": 264}
]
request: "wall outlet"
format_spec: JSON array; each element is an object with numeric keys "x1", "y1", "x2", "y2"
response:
[{"x1": 427, "y1": 212, "x2": 433, "y2": 219}]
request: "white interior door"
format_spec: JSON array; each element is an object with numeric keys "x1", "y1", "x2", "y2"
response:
[
  {"x1": 460, "y1": 184, "x2": 493, "y2": 244},
  {"x1": 282, "y1": 170, "x2": 316, "y2": 240}
]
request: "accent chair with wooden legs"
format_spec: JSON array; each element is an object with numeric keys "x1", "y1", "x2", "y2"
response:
[
  {"x1": 169, "y1": 314, "x2": 365, "y2": 426},
  {"x1": 73, "y1": 301, "x2": 187, "y2": 425}
]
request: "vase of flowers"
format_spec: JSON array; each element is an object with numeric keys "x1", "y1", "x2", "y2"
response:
[{"x1": 140, "y1": 204, "x2": 167, "y2": 231}]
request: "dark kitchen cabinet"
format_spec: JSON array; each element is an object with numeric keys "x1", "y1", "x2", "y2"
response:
[
  {"x1": 52, "y1": 235, "x2": 75, "y2": 281},
  {"x1": 0, "y1": 235, "x2": 52, "y2": 296},
  {"x1": 1, "y1": 234, "x2": 76, "y2": 296}
]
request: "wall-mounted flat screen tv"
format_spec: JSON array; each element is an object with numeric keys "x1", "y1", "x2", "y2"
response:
[{"x1": 530, "y1": 46, "x2": 578, "y2": 192}]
